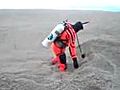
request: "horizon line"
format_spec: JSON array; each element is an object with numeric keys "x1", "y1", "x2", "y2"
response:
[{"x1": 0, "y1": 8, "x2": 120, "y2": 12}]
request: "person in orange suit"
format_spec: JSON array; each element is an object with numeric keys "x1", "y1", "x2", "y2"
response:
[{"x1": 51, "y1": 21, "x2": 83, "y2": 72}]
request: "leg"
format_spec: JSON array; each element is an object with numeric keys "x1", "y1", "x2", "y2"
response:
[
  {"x1": 51, "y1": 43, "x2": 65, "y2": 65},
  {"x1": 51, "y1": 43, "x2": 67, "y2": 72},
  {"x1": 58, "y1": 53, "x2": 67, "y2": 72}
]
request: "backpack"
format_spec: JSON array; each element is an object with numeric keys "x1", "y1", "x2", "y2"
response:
[{"x1": 42, "y1": 21, "x2": 68, "y2": 47}]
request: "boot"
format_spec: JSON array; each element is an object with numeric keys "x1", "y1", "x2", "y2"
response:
[
  {"x1": 51, "y1": 56, "x2": 60, "y2": 65},
  {"x1": 73, "y1": 58, "x2": 79, "y2": 69},
  {"x1": 58, "y1": 63, "x2": 67, "y2": 72}
]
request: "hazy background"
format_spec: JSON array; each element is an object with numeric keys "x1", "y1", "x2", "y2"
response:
[
  {"x1": 0, "y1": 0, "x2": 120, "y2": 12},
  {"x1": 0, "y1": 0, "x2": 120, "y2": 90}
]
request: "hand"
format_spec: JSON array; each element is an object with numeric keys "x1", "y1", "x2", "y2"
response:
[{"x1": 73, "y1": 58, "x2": 79, "y2": 69}]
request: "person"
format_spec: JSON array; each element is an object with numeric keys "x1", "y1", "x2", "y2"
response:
[{"x1": 50, "y1": 21, "x2": 83, "y2": 72}]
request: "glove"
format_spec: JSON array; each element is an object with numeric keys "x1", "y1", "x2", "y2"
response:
[{"x1": 72, "y1": 58, "x2": 79, "y2": 69}]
